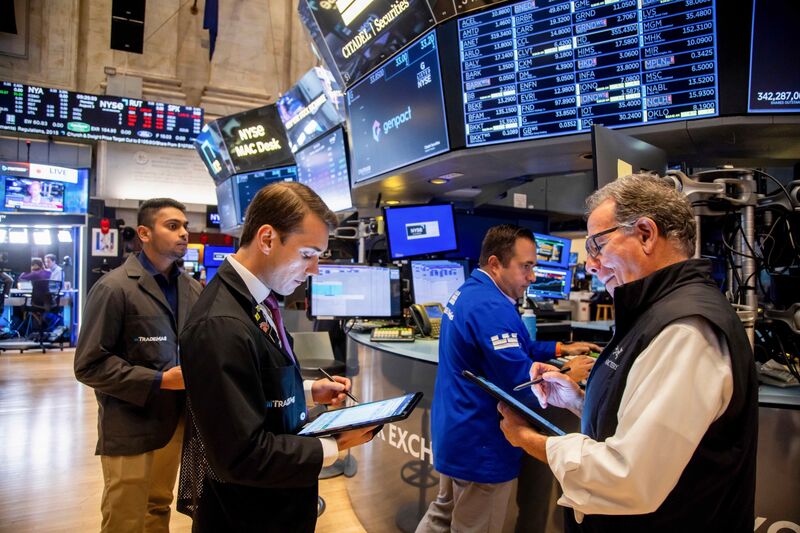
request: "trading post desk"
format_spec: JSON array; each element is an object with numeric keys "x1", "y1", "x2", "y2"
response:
[{"x1": 345, "y1": 332, "x2": 800, "y2": 533}]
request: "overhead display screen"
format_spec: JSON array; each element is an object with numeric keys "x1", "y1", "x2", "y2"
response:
[
  {"x1": 277, "y1": 67, "x2": 345, "y2": 152},
  {"x1": 458, "y1": 0, "x2": 719, "y2": 147},
  {"x1": 301, "y1": 0, "x2": 435, "y2": 87},
  {"x1": 347, "y1": 30, "x2": 449, "y2": 183},
  {"x1": 215, "y1": 178, "x2": 239, "y2": 232},
  {"x1": 234, "y1": 166, "x2": 297, "y2": 224},
  {"x1": 217, "y1": 105, "x2": 295, "y2": 175},
  {"x1": 295, "y1": 128, "x2": 353, "y2": 212},
  {"x1": 428, "y1": 0, "x2": 510, "y2": 23},
  {"x1": 0, "y1": 81, "x2": 203, "y2": 148},
  {"x1": 194, "y1": 121, "x2": 236, "y2": 184},
  {"x1": 748, "y1": 0, "x2": 800, "y2": 112},
  {"x1": 0, "y1": 162, "x2": 89, "y2": 214}
]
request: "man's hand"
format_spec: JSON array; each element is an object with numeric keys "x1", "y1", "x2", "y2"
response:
[
  {"x1": 529, "y1": 362, "x2": 583, "y2": 413},
  {"x1": 160, "y1": 365, "x2": 185, "y2": 390},
  {"x1": 311, "y1": 376, "x2": 351, "y2": 406},
  {"x1": 562, "y1": 355, "x2": 595, "y2": 383},
  {"x1": 497, "y1": 402, "x2": 548, "y2": 463},
  {"x1": 560, "y1": 341, "x2": 602, "y2": 356},
  {"x1": 334, "y1": 425, "x2": 378, "y2": 451}
]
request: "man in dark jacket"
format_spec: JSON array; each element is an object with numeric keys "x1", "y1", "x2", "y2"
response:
[
  {"x1": 498, "y1": 174, "x2": 758, "y2": 532},
  {"x1": 75, "y1": 198, "x2": 202, "y2": 532},
  {"x1": 177, "y1": 182, "x2": 375, "y2": 532}
]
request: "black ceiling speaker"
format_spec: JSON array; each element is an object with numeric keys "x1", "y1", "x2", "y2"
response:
[{"x1": 110, "y1": 0, "x2": 146, "y2": 54}]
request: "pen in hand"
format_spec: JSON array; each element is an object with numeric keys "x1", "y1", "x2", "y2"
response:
[
  {"x1": 513, "y1": 367, "x2": 571, "y2": 391},
  {"x1": 318, "y1": 367, "x2": 359, "y2": 403}
]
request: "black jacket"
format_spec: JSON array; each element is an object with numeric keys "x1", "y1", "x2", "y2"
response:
[
  {"x1": 178, "y1": 260, "x2": 323, "y2": 532},
  {"x1": 74, "y1": 253, "x2": 202, "y2": 455}
]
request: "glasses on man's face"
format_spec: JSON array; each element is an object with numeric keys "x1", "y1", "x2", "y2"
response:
[{"x1": 585, "y1": 224, "x2": 633, "y2": 259}]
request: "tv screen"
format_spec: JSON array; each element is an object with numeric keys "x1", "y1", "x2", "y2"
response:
[
  {"x1": 0, "y1": 163, "x2": 88, "y2": 214},
  {"x1": 310, "y1": 264, "x2": 401, "y2": 318},
  {"x1": 347, "y1": 30, "x2": 449, "y2": 183},
  {"x1": 410, "y1": 259, "x2": 467, "y2": 306},
  {"x1": 748, "y1": 0, "x2": 800, "y2": 112},
  {"x1": 384, "y1": 204, "x2": 458, "y2": 259},
  {"x1": 277, "y1": 67, "x2": 345, "y2": 152},
  {"x1": 295, "y1": 127, "x2": 352, "y2": 212},
  {"x1": 300, "y1": 0, "x2": 435, "y2": 87},
  {"x1": 533, "y1": 233, "x2": 571, "y2": 269},
  {"x1": 215, "y1": 178, "x2": 239, "y2": 232},
  {"x1": 203, "y1": 245, "x2": 235, "y2": 268},
  {"x1": 457, "y1": 0, "x2": 720, "y2": 147},
  {"x1": 234, "y1": 166, "x2": 297, "y2": 225},
  {"x1": 194, "y1": 121, "x2": 236, "y2": 184},
  {"x1": 527, "y1": 266, "x2": 573, "y2": 300},
  {"x1": 591, "y1": 274, "x2": 606, "y2": 292},
  {"x1": 217, "y1": 105, "x2": 295, "y2": 175}
]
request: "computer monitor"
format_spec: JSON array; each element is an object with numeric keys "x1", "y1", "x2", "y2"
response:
[
  {"x1": 215, "y1": 177, "x2": 239, "y2": 233},
  {"x1": 294, "y1": 127, "x2": 352, "y2": 212},
  {"x1": 234, "y1": 166, "x2": 297, "y2": 225},
  {"x1": 410, "y1": 259, "x2": 467, "y2": 307},
  {"x1": 533, "y1": 233, "x2": 571, "y2": 269},
  {"x1": 527, "y1": 266, "x2": 573, "y2": 301},
  {"x1": 591, "y1": 124, "x2": 668, "y2": 189},
  {"x1": 384, "y1": 204, "x2": 458, "y2": 260},
  {"x1": 309, "y1": 264, "x2": 401, "y2": 318},
  {"x1": 591, "y1": 274, "x2": 606, "y2": 293}
]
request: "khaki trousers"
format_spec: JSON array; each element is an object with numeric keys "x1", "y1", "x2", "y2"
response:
[
  {"x1": 100, "y1": 418, "x2": 184, "y2": 533},
  {"x1": 415, "y1": 473, "x2": 515, "y2": 533}
]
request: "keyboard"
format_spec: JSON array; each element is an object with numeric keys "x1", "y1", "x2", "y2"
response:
[
  {"x1": 430, "y1": 319, "x2": 441, "y2": 338},
  {"x1": 370, "y1": 327, "x2": 415, "y2": 342}
]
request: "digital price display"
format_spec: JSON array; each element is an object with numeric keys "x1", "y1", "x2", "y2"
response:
[
  {"x1": 277, "y1": 67, "x2": 345, "y2": 152},
  {"x1": 748, "y1": 0, "x2": 800, "y2": 112},
  {"x1": 347, "y1": 30, "x2": 449, "y2": 183},
  {"x1": 217, "y1": 104, "x2": 295, "y2": 175},
  {"x1": 0, "y1": 81, "x2": 203, "y2": 148},
  {"x1": 295, "y1": 128, "x2": 353, "y2": 212},
  {"x1": 459, "y1": 0, "x2": 719, "y2": 147}
]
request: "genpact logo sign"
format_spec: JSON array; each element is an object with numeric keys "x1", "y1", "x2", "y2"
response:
[{"x1": 372, "y1": 106, "x2": 413, "y2": 143}]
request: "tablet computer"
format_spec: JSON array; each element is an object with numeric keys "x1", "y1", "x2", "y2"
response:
[
  {"x1": 461, "y1": 370, "x2": 566, "y2": 437},
  {"x1": 297, "y1": 392, "x2": 423, "y2": 437}
]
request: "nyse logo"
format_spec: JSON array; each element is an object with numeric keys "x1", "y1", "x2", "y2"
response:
[
  {"x1": 405, "y1": 220, "x2": 440, "y2": 240},
  {"x1": 417, "y1": 61, "x2": 432, "y2": 88}
]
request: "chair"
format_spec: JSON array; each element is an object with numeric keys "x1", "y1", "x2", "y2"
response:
[
  {"x1": 595, "y1": 303, "x2": 614, "y2": 321},
  {"x1": 20, "y1": 280, "x2": 63, "y2": 352}
]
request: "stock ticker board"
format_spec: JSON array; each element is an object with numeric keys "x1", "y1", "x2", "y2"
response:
[
  {"x1": 459, "y1": 0, "x2": 719, "y2": 147},
  {"x1": 0, "y1": 81, "x2": 204, "y2": 148}
]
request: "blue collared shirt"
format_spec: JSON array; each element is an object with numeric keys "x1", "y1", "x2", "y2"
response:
[{"x1": 137, "y1": 251, "x2": 180, "y2": 319}]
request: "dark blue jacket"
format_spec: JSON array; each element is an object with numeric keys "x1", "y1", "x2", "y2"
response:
[{"x1": 431, "y1": 269, "x2": 555, "y2": 483}]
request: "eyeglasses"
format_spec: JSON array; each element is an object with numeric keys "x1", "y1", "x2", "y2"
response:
[{"x1": 585, "y1": 224, "x2": 633, "y2": 259}]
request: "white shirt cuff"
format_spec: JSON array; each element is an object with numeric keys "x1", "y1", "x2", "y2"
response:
[
  {"x1": 319, "y1": 437, "x2": 339, "y2": 468},
  {"x1": 303, "y1": 379, "x2": 314, "y2": 406}
]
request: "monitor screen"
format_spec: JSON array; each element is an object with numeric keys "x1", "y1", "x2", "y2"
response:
[
  {"x1": 0, "y1": 163, "x2": 88, "y2": 214},
  {"x1": 234, "y1": 166, "x2": 297, "y2": 225},
  {"x1": 295, "y1": 127, "x2": 352, "y2": 212},
  {"x1": 217, "y1": 104, "x2": 295, "y2": 175},
  {"x1": 410, "y1": 259, "x2": 466, "y2": 306},
  {"x1": 591, "y1": 274, "x2": 606, "y2": 292},
  {"x1": 193, "y1": 121, "x2": 236, "y2": 184},
  {"x1": 206, "y1": 204, "x2": 221, "y2": 228},
  {"x1": 203, "y1": 245, "x2": 235, "y2": 268},
  {"x1": 458, "y1": 0, "x2": 719, "y2": 148},
  {"x1": 384, "y1": 204, "x2": 458, "y2": 259},
  {"x1": 347, "y1": 30, "x2": 449, "y2": 183},
  {"x1": 215, "y1": 178, "x2": 239, "y2": 232},
  {"x1": 300, "y1": 0, "x2": 435, "y2": 87},
  {"x1": 591, "y1": 124, "x2": 667, "y2": 189},
  {"x1": 533, "y1": 233, "x2": 571, "y2": 269},
  {"x1": 310, "y1": 264, "x2": 401, "y2": 318},
  {"x1": 748, "y1": 0, "x2": 800, "y2": 112},
  {"x1": 277, "y1": 67, "x2": 345, "y2": 152},
  {"x1": 527, "y1": 266, "x2": 573, "y2": 300}
]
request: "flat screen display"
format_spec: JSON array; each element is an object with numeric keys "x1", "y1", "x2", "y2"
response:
[
  {"x1": 215, "y1": 178, "x2": 239, "y2": 232},
  {"x1": 533, "y1": 233, "x2": 571, "y2": 269},
  {"x1": 193, "y1": 121, "x2": 236, "y2": 184},
  {"x1": 410, "y1": 259, "x2": 466, "y2": 306},
  {"x1": 277, "y1": 67, "x2": 345, "y2": 152},
  {"x1": 0, "y1": 81, "x2": 203, "y2": 148},
  {"x1": 217, "y1": 105, "x2": 295, "y2": 175},
  {"x1": 591, "y1": 273, "x2": 606, "y2": 292},
  {"x1": 347, "y1": 30, "x2": 449, "y2": 183},
  {"x1": 234, "y1": 166, "x2": 297, "y2": 225},
  {"x1": 458, "y1": 0, "x2": 719, "y2": 147},
  {"x1": 295, "y1": 128, "x2": 352, "y2": 212},
  {"x1": 0, "y1": 162, "x2": 88, "y2": 214},
  {"x1": 527, "y1": 266, "x2": 572, "y2": 300},
  {"x1": 748, "y1": 0, "x2": 800, "y2": 112},
  {"x1": 310, "y1": 264, "x2": 401, "y2": 318},
  {"x1": 384, "y1": 204, "x2": 458, "y2": 259},
  {"x1": 301, "y1": 0, "x2": 435, "y2": 87},
  {"x1": 203, "y1": 245, "x2": 235, "y2": 268}
]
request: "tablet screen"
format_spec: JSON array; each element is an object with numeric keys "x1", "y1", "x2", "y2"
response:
[{"x1": 298, "y1": 393, "x2": 419, "y2": 436}]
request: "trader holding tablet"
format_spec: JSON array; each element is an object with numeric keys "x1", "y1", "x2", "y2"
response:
[
  {"x1": 498, "y1": 174, "x2": 758, "y2": 531},
  {"x1": 177, "y1": 182, "x2": 376, "y2": 532}
]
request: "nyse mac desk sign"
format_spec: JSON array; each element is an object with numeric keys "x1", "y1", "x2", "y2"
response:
[
  {"x1": 217, "y1": 104, "x2": 295, "y2": 175},
  {"x1": 347, "y1": 30, "x2": 449, "y2": 183}
]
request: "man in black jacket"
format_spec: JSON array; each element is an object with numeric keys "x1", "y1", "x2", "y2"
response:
[
  {"x1": 498, "y1": 174, "x2": 758, "y2": 532},
  {"x1": 177, "y1": 182, "x2": 375, "y2": 532},
  {"x1": 75, "y1": 198, "x2": 203, "y2": 532}
]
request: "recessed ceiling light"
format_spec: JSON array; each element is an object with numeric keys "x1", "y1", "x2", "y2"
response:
[
  {"x1": 428, "y1": 178, "x2": 448, "y2": 185},
  {"x1": 385, "y1": 200, "x2": 400, "y2": 205}
]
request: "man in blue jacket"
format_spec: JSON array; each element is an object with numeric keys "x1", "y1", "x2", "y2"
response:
[{"x1": 417, "y1": 224, "x2": 598, "y2": 533}]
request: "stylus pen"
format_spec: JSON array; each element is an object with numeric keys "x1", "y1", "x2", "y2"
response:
[
  {"x1": 318, "y1": 367, "x2": 359, "y2": 403},
  {"x1": 513, "y1": 367, "x2": 571, "y2": 391}
]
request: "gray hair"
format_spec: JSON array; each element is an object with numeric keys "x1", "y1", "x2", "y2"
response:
[{"x1": 586, "y1": 173, "x2": 695, "y2": 257}]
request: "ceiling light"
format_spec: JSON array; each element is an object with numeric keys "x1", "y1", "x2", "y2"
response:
[
  {"x1": 9, "y1": 229, "x2": 28, "y2": 244},
  {"x1": 58, "y1": 230, "x2": 73, "y2": 243},
  {"x1": 33, "y1": 229, "x2": 52, "y2": 245},
  {"x1": 385, "y1": 200, "x2": 400, "y2": 205},
  {"x1": 428, "y1": 178, "x2": 448, "y2": 185}
]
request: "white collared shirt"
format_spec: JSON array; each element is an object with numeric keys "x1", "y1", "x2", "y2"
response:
[{"x1": 225, "y1": 255, "x2": 339, "y2": 468}]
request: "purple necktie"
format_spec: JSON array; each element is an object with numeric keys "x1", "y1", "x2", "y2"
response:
[{"x1": 263, "y1": 292, "x2": 295, "y2": 363}]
